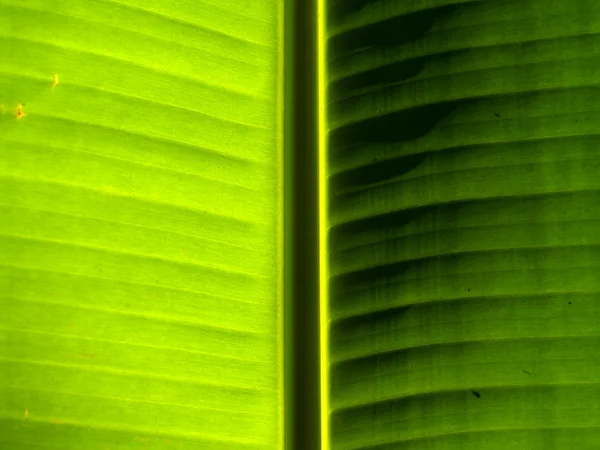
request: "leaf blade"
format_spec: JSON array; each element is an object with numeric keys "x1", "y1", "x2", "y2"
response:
[{"x1": 0, "y1": 0, "x2": 283, "y2": 448}]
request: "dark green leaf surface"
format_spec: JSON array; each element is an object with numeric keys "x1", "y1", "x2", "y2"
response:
[
  {"x1": 325, "y1": 1, "x2": 600, "y2": 449},
  {"x1": 0, "y1": 0, "x2": 282, "y2": 448}
]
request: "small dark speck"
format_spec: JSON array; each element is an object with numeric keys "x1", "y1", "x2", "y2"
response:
[
  {"x1": 494, "y1": 112, "x2": 501, "y2": 118},
  {"x1": 523, "y1": 370, "x2": 531, "y2": 376},
  {"x1": 568, "y1": 302, "x2": 572, "y2": 305},
  {"x1": 467, "y1": 288, "x2": 471, "y2": 292},
  {"x1": 372, "y1": 157, "x2": 378, "y2": 162},
  {"x1": 471, "y1": 391, "x2": 481, "y2": 399}
]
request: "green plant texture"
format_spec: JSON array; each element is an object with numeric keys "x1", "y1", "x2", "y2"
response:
[
  {"x1": 325, "y1": 1, "x2": 600, "y2": 449},
  {"x1": 0, "y1": 0, "x2": 283, "y2": 448},
  {"x1": 3, "y1": 0, "x2": 600, "y2": 449}
]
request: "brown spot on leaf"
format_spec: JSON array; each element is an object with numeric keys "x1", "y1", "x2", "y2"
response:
[{"x1": 16, "y1": 104, "x2": 26, "y2": 120}]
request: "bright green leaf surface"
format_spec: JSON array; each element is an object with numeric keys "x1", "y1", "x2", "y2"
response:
[
  {"x1": 325, "y1": 1, "x2": 600, "y2": 449},
  {"x1": 0, "y1": 1, "x2": 283, "y2": 448}
]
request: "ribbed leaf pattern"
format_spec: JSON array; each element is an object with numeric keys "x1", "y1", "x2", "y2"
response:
[
  {"x1": 326, "y1": 1, "x2": 600, "y2": 449},
  {"x1": 0, "y1": 1, "x2": 282, "y2": 448}
]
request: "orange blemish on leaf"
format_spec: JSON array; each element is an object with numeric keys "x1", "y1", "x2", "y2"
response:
[
  {"x1": 50, "y1": 418, "x2": 63, "y2": 424},
  {"x1": 52, "y1": 72, "x2": 59, "y2": 88},
  {"x1": 16, "y1": 104, "x2": 26, "y2": 120}
]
